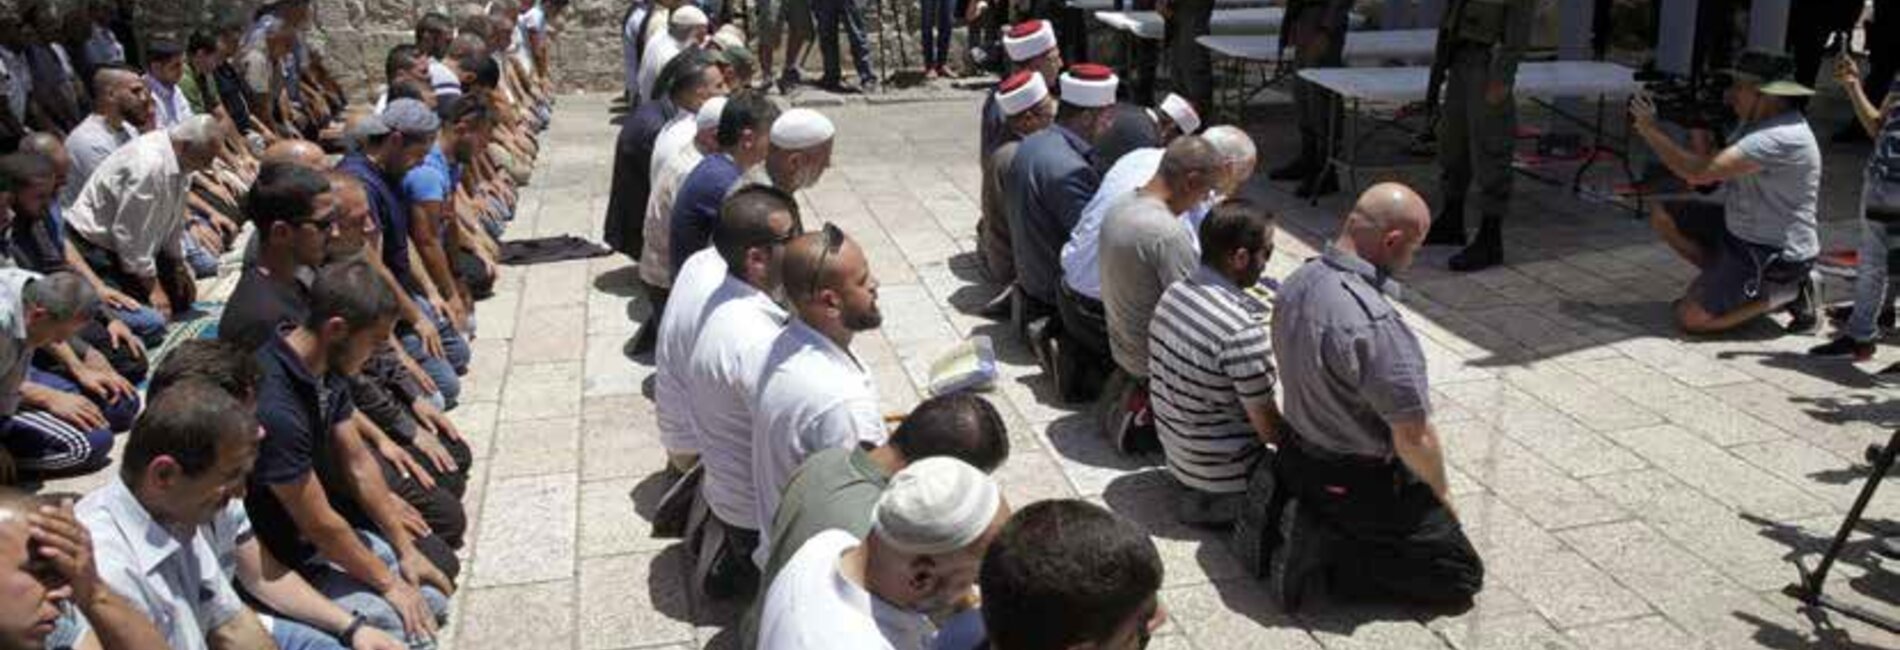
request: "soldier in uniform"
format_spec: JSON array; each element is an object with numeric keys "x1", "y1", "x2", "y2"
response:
[
  {"x1": 1268, "y1": 0, "x2": 1356, "y2": 199},
  {"x1": 1423, "y1": 0, "x2": 1532, "y2": 272}
]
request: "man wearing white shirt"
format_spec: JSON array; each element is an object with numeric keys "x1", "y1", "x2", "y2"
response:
[
  {"x1": 756, "y1": 457, "x2": 1008, "y2": 650},
  {"x1": 654, "y1": 245, "x2": 724, "y2": 473},
  {"x1": 637, "y1": 6, "x2": 709, "y2": 104},
  {"x1": 751, "y1": 224, "x2": 886, "y2": 561},
  {"x1": 143, "y1": 41, "x2": 196, "y2": 130},
  {"x1": 65, "y1": 115, "x2": 226, "y2": 321},
  {"x1": 415, "y1": 13, "x2": 463, "y2": 101},
  {"x1": 684, "y1": 184, "x2": 804, "y2": 598},
  {"x1": 622, "y1": 1, "x2": 650, "y2": 101}
]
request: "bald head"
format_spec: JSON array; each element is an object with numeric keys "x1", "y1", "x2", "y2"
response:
[
  {"x1": 1343, "y1": 182, "x2": 1431, "y2": 273},
  {"x1": 16, "y1": 133, "x2": 61, "y2": 159},
  {"x1": 781, "y1": 229, "x2": 842, "y2": 304},
  {"x1": 262, "y1": 139, "x2": 328, "y2": 169}
]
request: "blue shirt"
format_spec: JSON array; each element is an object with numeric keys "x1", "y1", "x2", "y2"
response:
[
  {"x1": 245, "y1": 332, "x2": 358, "y2": 569},
  {"x1": 402, "y1": 145, "x2": 459, "y2": 205},
  {"x1": 668, "y1": 153, "x2": 743, "y2": 276},
  {"x1": 337, "y1": 153, "x2": 419, "y2": 293}
]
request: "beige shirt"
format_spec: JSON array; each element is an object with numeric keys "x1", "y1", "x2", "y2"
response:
[{"x1": 641, "y1": 139, "x2": 706, "y2": 288}]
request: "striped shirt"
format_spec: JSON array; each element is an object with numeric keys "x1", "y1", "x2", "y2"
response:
[{"x1": 1148, "y1": 265, "x2": 1276, "y2": 494}]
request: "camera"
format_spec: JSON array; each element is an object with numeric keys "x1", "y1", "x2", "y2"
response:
[{"x1": 1634, "y1": 66, "x2": 1733, "y2": 131}]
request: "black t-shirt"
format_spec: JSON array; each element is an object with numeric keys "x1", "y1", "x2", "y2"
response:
[
  {"x1": 219, "y1": 267, "x2": 310, "y2": 352},
  {"x1": 245, "y1": 333, "x2": 358, "y2": 569}
]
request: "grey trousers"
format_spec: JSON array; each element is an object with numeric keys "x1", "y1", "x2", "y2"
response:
[
  {"x1": 1437, "y1": 43, "x2": 1516, "y2": 218},
  {"x1": 1166, "y1": 0, "x2": 1216, "y2": 111}
]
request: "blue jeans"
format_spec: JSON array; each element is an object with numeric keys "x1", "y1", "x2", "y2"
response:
[
  {"x1": 1, "y1": 369, "x2": 139, "y2": 477},
  {"x1": 182, "y1": 215, "x2": 222, "y2": 279},
  {"x1": 271, "y1": 617, "x2": 348, "y2": 650},
  {"x1": 814, "y1": 0, "x2": 876, "y2": 83},
  {"x1": 398, "y1": 293, "x2": 470, "y2": 408},
  {"x1": 306, "y1": 531, "x2": 452, "y2": 638},
  {"x1": 1848, "y1": 211, "x2": 1899, "y2": 342},
  {"x1": 108, "y1": 303, "x2": 169, "y2": 346},
  {"x1": 920, "y1": 0, "x2": 955, "y2": 67}
]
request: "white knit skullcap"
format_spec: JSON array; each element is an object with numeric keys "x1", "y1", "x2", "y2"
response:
[
  {"x1": 671, "y1": 6, "x2": 709, "y2": 28},
  {"x1": 1159, "y1": 93, "x2": 1201, "y2": 134},
  {"x1": 696, "y1": 96, "x2": 728, "y2": 132},
  {"x1": 770, "y1": 108, "x2": 835, "y2": 150},
  {"x1": 872, "y1": 457, "x2": 1002, "y2": 556},
  {"x1": 996, "y1": 70, "x2": 1049, "y2": 117},
  {"x1": 1002, "y1": 20, "x2": 1057, "y2": 62}
]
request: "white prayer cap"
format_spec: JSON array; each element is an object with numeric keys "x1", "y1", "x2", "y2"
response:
[
  {"x1": 1002, "y1": 20, "x2": 1057, "y2": 62},
  {"x1": 696, "y1": 96, "x2": 728, "y2": 132},
  {"x1": 671, "y1": 6, "x2": 709, "y2": 28},
  {"x1": 873, "y1": 458, "x2": 1002, "y2": 556},
  {"x1": 996, "y1": 70, "x2": 1049, "y2": 117},
  {"x1": 1160, "y1": 93, "x2": 1201, "y2": 135},
  {"x1": 1059, "y1": 63, "x2": 1119, "y2": 109},
  {"x1": 770, "y1": 108, "x2": 836, "y2": 150},
  {"x1": 714, "y1": 24, "x2": 747, "y2": 49}
]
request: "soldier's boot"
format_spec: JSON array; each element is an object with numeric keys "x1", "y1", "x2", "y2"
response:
[
  {"x1": 1449, "y1": 214, "x2": 1503, "y2": 272},
  {"x1": 1425, "y1": 199, "x2": 1466, "y2": 246},
  {"x1": 1296, "y1": 168, "x2": 1339, "y2": 199}
]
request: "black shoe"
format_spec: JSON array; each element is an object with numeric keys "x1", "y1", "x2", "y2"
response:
[
  {"x1": 1808, "y1": 336, "x2": 1875, "y2": 361},
  {"x1": 1269, "y1": 500, "x2": 1322, "y2": 613},
  {"x1": 1268, "y1": 158, "x2": 1316, "y2": 181},
  {"x1": 1448, "y1": 215, "x2": 1503, "y2": 272},
  {"x1": 1296, "y1": 170, "x2": 1339, "y2": 199},
  {"x1": 1786, "y1": 278, "x2": 1819, "y2": 334},
  {"x1": 977, "y1": 285, "x2": 1014, "y2": 320},
  {"x1": 1178, "y1": 490, "x2": 1242, "y2": 529},
  {"x1": 1425, "y1": 201, "x2": 1466, "y2": 246}
]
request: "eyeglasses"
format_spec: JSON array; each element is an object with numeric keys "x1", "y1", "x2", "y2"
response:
[
  {"x1": 805, "y1": 222, "x2": 844, "y2": 301},
  {"x1": 295, "y1": 206, "x2": 339, "y2": 234}
]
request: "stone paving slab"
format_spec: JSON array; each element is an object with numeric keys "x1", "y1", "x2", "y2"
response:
[{"x1": 294, "y1": 91, "x2": 1900, "y2": 649}]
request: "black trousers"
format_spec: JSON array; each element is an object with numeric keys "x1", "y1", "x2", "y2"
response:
[
  {"x1": 1056, "y1": 284, "x2": 1113, "y2": 402},
  {"x1": 1275, "y1": 442, "x2": 1483, "y2": 606}
]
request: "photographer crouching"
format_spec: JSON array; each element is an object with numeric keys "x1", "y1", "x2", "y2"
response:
[{"x1": 1632, "y1": 50, "x2": 1822, "y2": 335}]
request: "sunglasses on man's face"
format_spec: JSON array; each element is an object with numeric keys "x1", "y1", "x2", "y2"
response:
[{"x1": 805, "y1": 222, "x2": 844, "y2": 301}]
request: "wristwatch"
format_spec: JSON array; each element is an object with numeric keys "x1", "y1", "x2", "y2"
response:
[{"x1": 339, "y1": 612, "x2": 368, "y2": 647}]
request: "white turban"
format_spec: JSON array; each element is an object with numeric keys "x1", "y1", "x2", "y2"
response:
[
  {"x1": 996, "y1": 71, "x2": 1049, "y2": 117},
  {"x1": 770, "y1": 108, "x2": 835, "y2": 150},
  {"x1": 1002, "y1": 20, "x2": 1057, "y2": 63},
  {"x1": 1160, "y1": 93, "x2": 1201, "y2": 135},
  {"x1": 671, "y1": 6, "x2": 709, "y2": 28},
  {"x1": 872, "y1": 458, "x2": 1001, "y2": 556}
]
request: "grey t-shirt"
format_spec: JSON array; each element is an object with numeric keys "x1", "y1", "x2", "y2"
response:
[
  {"x1": 1271, "y1": 245, "x2": 1431, "y2": 460},
  {"x1": 1725, "y1": 110, "x2": 1821, "y2": 260},
  {"x1": 1099, "y1": 192, "x2": 1198, "y2": 378},
  {"x1": 60, "y1": 114, "x2": 136, "y2": 208}
]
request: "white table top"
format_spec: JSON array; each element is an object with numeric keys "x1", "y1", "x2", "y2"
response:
[
  {"x1": 1093, "y1": 8, "x2": 1362, "y2": 40},
  {"x1": 1197, "y1": 29, "x2": 1438, "y2": 63},
  {"x1": 1296, "y1": 60, "x2": 1643, "y2": 103},
  {"x1": 1065, "y1": 0, "x2": 1266, "y2": 11}
]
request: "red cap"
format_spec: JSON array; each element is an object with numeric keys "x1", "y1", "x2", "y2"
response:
[
  {"x1": 1066, "y1": 62, "x2": 1115, "y2": 81},
  {"x1": 1007, "y1": 20, "x2": 1050, "y2": 39},
  {"x1": 999, "y1": 69, "x2": 1039, "y2": 93}
]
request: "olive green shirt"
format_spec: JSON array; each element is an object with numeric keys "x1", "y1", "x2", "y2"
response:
[{"x1": 742, "y1": 447, "x2": 892, "y2": 650}]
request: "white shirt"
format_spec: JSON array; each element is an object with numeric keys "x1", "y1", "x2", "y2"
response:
[
  {"x1": 655, "y1": 248, "x2": 728, "y2": 452},
  {"x1": 428, "y1": 57, "x2": 462, "y2": 100},
  {"x1": 623, "y1": 6, "x2": 650, "y2": 94},
  {"x1": 686, "y1": 274, "x2": 790, "y2": 531},
  {"x1": 65, "y1": 130, "x2": 193, "y2": 278},
  {"x1": 0, "y1": 46, "x2": 30, "y2": 123},
  {"x1": 757, "y1": 530, "x2": 933, "y2": 650},
  {"x1": 636, "y1": 32, "x2": 682, "y2": 104},
  {"x1": 750, "y1": 319, "x2": 885, "y2": 562},
  {"x1": 650, "y1": 114, "x2": 698, "y2": 187},
  {"x1": 76, "y1": 479, "x2": 247, "y2": 650},
  {"x1": 1060, "y1": 148, "x2": 1209, "y2": 300},
  {"x1": 642, "y1": 139, "x2": 707, "y2": 288},
  {"x1": 145, "y1": 74, "x2": 196, "y2": 129}
]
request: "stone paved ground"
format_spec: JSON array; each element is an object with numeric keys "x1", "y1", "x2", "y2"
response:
[{"x1": 55, "y1": 89, "x2": 1900, "y2": 649}]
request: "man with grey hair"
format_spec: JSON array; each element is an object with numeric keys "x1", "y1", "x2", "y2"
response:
[
  {"x1": 64, "y1": 114, "x2": 226, "y2": 322},
  {"x1": 0, "y1": 269, "x2": 139, "y2": 481}
]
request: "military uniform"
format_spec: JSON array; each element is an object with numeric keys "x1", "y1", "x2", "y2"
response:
[
  {"x1": 1275, "y1": 0, "x2": 1356, "y2": 194},
  {"x1": 1428, "y1": 0, "x2": 1532, "y2": 271}
]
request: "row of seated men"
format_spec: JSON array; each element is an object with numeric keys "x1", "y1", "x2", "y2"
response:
[{"x1": 0, "y1": 0, "x2": 571, "y2": 647}]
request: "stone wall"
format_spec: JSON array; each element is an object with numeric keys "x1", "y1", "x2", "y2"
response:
[{"x1": 136, "y1": 0, "x2": 634, "y2": 100}]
